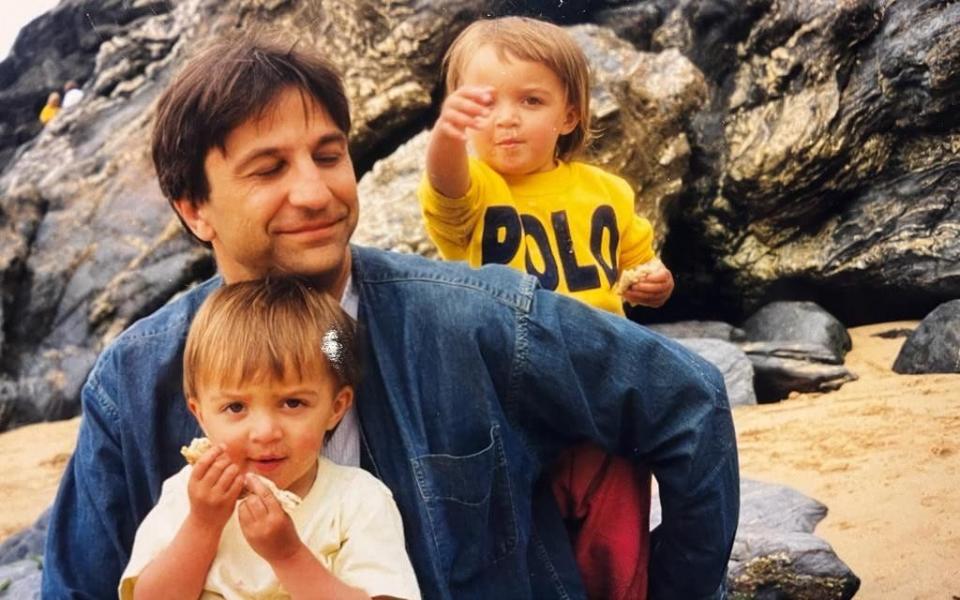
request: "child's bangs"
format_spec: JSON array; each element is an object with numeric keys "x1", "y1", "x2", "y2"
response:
[{"x1": 195, "y1": 322, "x2": 321, "y2": 391}]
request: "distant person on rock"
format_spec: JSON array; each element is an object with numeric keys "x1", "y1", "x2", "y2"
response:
[
  {"x1": 38, "y1": 91, "x2": 61, "y2": 124},
  {"x1": 61, "y1": 80, "x2": 84, "y2": 109},
  {"x1": 418, "y1": 16, "x2": 676, "y2": 600},
  {"x1": 42, "y1": 34, "x2": 738, "y2": 600}
]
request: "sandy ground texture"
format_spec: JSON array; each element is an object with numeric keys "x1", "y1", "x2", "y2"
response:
[
  {"x1": 0, "y1": 321, "x2": 958, "y2": 598},
  {"x1": 735, "y1": 321, "x2": 960, "y2": 599}
]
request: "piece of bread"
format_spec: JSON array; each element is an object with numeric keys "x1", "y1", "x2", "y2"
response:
[
  {"x1": 250, "y1": 475, "x2": 302, "y2": 512},
  {"x1": 613, "y1": 258, "x2": 664, "y2": 300},
  {"x1": 180, "y1": 437, "x2": 213, "y2": 464},
  {"x1": 179, "y1": 437, "x2": 302, "y2": 512}
]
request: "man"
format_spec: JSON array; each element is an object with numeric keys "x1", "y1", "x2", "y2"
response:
[{"x1": 43, "y1": 36, "x2": 739, "y2": 599}]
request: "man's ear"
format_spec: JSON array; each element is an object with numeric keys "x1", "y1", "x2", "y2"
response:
[
  {"x1": 172, "y1": 198, "x2": 216, "y2": 243},
  {"x1": 326, "y1": 386, "x2": 354, "y2": 432}
]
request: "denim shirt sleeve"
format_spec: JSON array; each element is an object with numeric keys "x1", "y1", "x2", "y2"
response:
[
  {"x1": 512, "y1": 288, "x2": 739, "y2": 599},
  {"x1": 42, "y1": 356, "x2": 135, "y2": 599}
]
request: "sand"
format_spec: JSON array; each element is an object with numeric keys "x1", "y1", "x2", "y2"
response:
[
  {"x1": 735, "y1": 321, "x2": 960, "y2": 599},
  {"x1": 1, "y1": 321, "x2": 958, "y2": 598}
]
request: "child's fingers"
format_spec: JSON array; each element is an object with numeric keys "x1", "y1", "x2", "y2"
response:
[
  {"x1": 190, "y1": 444, "x2": 225, "y2": 481},
  {"x1": 240, "y1": 492, "x2": 268, "y2": 520},
  {"x1": 213, "y1": 462, "x2": 241, "y2": 494},
  {"x1": 244, "y1": 474, "x2": 283, "y2": 515},
  {"x1": 439, "y1": 121, "x2": 469, "y2": 142},
  {"x1": 226, "y1": 470, "x2": 246, "y2": 500},
  {"x1": 639, "y1": 268, "x2": 671, "y2": 284},
  {"x1": 237, "y1": 495, "x2": 255, "y2": 526},
  {"x1": 445, "y1": 93, "x2": 492, "y2": 118},
  {"x1": 453, "y1": 85, "x2": 495, "y2": 106},
  {"x1": 440, "y1": 100, "x2": 490, "y2": 133},
  {"x1": 625, "y1": 286, "x2": 672, "y2": 308}
]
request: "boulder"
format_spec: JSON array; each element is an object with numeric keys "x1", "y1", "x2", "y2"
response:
[
  {"x1": 0, "y1": 558, "x2": 40, "y2": 599},
  {"x1": 651, "y1": 0, "x2": 960, "y2": 324},
  {"x1": 647, "y1": 320, "x2": 747, "y2": 342},
  {"x1": 742, "y1": 301, "x2": 851, "y2": 363},
  {"x1": 0, "y1": 0, "x2": 521, "y2": 432},
  {"x1": 740, "y1": 302, "x2": 856, "y2": 401},
  {"x1": 652, "y1": 478, "x2": 860, "y2": 599},
  {"x1": 675, "y1": 337, "x2": 756, "y2": 407},
  {"x1": 0, "y1": 509, "x2": 47, "y2": 565},
  {"x1": 893, "y1": 299, "x2": 960, "y2": 374}
]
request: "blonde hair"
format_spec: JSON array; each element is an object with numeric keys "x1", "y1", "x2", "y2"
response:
[
  {"x1": 183, "y1": 277, "x2": 360, "y2": 401},
  {"x1": 443, "y1": 16, "x2": 592, "y2": 160}
]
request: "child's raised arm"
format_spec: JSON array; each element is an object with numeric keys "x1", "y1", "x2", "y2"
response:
[
  {"x1": 425, "y1": 85, "x2": 494, "y2": 198},
  {"x1": 132, "y1": 445, "x2": 244, "y2": 600}
]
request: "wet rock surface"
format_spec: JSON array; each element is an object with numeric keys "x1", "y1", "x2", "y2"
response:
[{"x1": 893, "y1": 300, "x2": 960, "y2": 374}]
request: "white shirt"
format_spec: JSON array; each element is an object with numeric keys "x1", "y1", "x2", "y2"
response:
[
  {"x1": 62, "y1": 88, "x2": 84, "y2": 109},
  {"x1": 119, "y1": 458, "x2": 420, "y2": 599},
  {"x1": 324, "y1": 275, "x2": 360, "y2": 466}
]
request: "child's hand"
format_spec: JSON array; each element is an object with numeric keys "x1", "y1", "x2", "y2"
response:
[
  {"x1": 186, "y1": 444, "x2": 244, "y2": 531},
  {"x1": 238, "y1": 473, "x2": 303, "y2": 564},
  {"x1": 621, "y1": 265, "x2": 675, "y2": 308},
  {"x1": 435, "y1": 85, "x2": 495, "y2": 142}
]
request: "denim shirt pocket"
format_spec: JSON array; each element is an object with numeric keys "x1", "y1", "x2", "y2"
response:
[{"x1": 411, "y1": 425, "x2": 519, "y2": 583}]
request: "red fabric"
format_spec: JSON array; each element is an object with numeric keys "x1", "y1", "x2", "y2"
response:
[{"x1": 551, "y1": 443, "x2": 651, "y2": 600}]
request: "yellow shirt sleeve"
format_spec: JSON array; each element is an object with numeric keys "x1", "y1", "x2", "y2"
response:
[
  {"x1": 417, "y1": 159, "x2": 487, "y2": 262},
  {"x1": 619, "y1": 213, "x2": 656, "y2": 271}
]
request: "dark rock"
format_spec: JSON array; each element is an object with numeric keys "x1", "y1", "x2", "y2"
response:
[
  {"x1": 893, "y1": 300, "x2": 960, "y2": 374},
  {"x1": 738, "y1": 479, "x2": 825, "y2": 534},
  {"x1": 746, "y1": 350, "x2": 857, "y2": 403},
  {"x1": 594, "y1": 2, "x2": 668, "y2": 51},
  {"x1": 647, "y1": 319, "x2": 747, "y2": 342},
  {"x1": 0, "y1": 559, "x2": 41, "y2": 599},
  {"x1": 740, "y1": 341, "x2": 842, "y2": 366},
  {"x1": 652, "y1": 478, "x2": 860, "y2": 599},
  {"x1": 0, "y1": 509, "x2": 48, "y2": 565},
  {"x1": 675, "y1": 337, "x2": 756, "y2": 407},
  {"x1": 872, "y1": 328, "x2": 913, "y2": 340},
  {"x1": 742, "y1": 301, "x2": 851, "y2": 363},
  {"x1": 0, "y1": 0, "x2": 521, "y2": 432},
  {"x1": 737, "y1": 302, "x2": 856, "y2": 401},
  {"x1": 728, "y1": 530, "x2": 860, "y2": 600},
  {"x1": 0, "y1": 0, "x2": 174, "y2": 173},
  {"x1": 654, "y1": 0, "x2": 960, "y2": 324}
]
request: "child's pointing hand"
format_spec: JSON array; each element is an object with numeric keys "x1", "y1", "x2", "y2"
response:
[{"x1": 436, "y1": 85, "x2": 495, "y2": 141}]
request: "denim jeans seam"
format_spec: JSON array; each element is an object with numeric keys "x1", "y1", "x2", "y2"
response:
[
  {"x1": 490, "y1": 425, "x2": 519, "y2": 556},
  {"x1": 85, "y1": 370, "x2": 119, "y2": 423},
  {"x1": 531, "y1": 527, "x2": 572, "y2": 600},
  {"x1": 409, "y1": 457, "x2": 445, "y2": 569}
]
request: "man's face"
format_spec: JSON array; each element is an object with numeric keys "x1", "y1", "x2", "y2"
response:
[{"x1": 178, "y1": 87, "x2": 358, "y2": 288}]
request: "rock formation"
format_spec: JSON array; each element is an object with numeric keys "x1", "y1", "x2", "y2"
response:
[{"x1": 0, "y1": 0, "x2": 956, "y2": 431}]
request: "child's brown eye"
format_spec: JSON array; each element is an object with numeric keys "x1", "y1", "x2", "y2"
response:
[
  {"x1": 225, "y1": 402, "x2": 244, "y2": 413},
  {"x1": 284, "y1": 398, "x2": 304, "y2": 409}
]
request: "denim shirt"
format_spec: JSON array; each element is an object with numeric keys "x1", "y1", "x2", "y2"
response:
[{"x1": 42, "y1": 246, "x2": 738, "y2": 600}]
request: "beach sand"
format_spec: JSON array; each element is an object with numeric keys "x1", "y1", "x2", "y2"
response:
[{"x1": 1, "y1": 321, "x2": 958, "y2": 597}]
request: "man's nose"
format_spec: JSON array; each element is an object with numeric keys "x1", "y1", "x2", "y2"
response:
[{"x1": 288, "y1": 160, "x2": 333, "y2": 209}]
